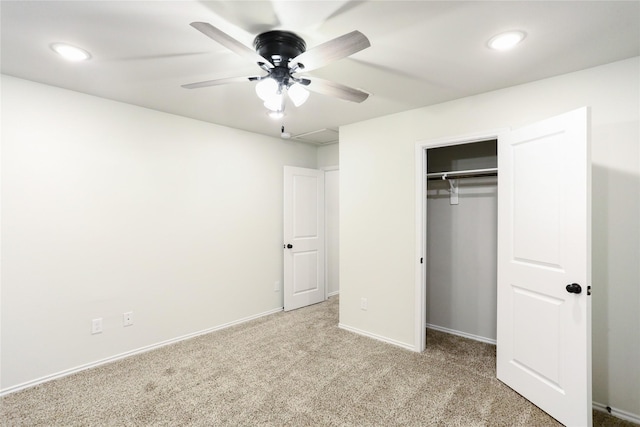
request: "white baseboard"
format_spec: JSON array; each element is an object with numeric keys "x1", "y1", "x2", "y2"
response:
[
  {"x1": 328, "y1": 290, "x2": 340, "y2": 297},
  {"x1": 0, "y1": 306, "x2": 284, "y2": 397},
  {"x1": 338, "y1": 323, "x2": 415, "y2": 351},
  {"x1": 426, "y1": 323, "x2": 497, "y2": 345},
  {"x1": 593, "y1": 401, "x2": 640, "y2": 424}
]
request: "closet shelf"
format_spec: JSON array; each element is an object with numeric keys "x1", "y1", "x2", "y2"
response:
[{"x1": 426, "y1": 167, "x2": 498, "y2": 181}]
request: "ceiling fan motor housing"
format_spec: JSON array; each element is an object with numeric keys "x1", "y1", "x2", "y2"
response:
[{"x1": 253, "y1": 30, "x2": 306, "y2": 69}]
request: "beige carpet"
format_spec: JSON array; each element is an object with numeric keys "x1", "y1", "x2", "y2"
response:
[{"x1": 1, "y1": 296, "x2": 636, "y2": 426}]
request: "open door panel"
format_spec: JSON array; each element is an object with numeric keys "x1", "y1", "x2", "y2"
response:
[{"x1": 497, "y1": 107, "x2": 592, "y2": 426}]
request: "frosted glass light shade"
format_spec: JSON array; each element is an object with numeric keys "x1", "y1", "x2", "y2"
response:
[
  {"x1": 269, "y1": 110, "x2": 284, "y2": 119},
  {"x1": 264, "y1": 94, "x2": 284, "y2": 111},
  {"x1": 288, "y1": 83, "x2": 310, "y2": 107},
  {"x1": 255, "y1": 78, "x2": 278, "y2": 101}
]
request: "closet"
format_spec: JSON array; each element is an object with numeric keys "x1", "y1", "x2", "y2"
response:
[
  {"x1": 417, "y1": 109, "x2": 591, "y2": 427},
  {"x1": 425, "y1": 139, "x2": 498, "y2": 344}
]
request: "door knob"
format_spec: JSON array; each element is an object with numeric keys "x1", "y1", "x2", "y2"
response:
[
  {"x1": 566, "y1": 283, "x2": 582, "y2": 294},
  {"x1": 286, "y1": 244, "x2": 293, "y2": 249}
]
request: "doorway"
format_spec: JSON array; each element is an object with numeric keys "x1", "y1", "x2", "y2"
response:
[
  {"x1": 414, "y1": 129, "x2": 504, "y2": 351},
  {"x1": 323, "y1": 167, "x2": 340, "y2": 298},
  {"x1": 283, "y1": 166, "x2": 325, "y2": 311},
  {"x1": 283, "y1": 165, "x2": 340, "y2": 310},
  {"x1": 425, "y1": 139, "x2": 498, "y2": 344}
]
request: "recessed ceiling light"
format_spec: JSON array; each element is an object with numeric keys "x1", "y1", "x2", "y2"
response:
[
  {"x1": 50, "y1": 43, "x2": 91, "y2": 61},
  {"x1": 487, "y1": 31, "x2": 526, "y2": 51}
]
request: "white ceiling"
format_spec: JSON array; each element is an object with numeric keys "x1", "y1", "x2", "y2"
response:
[{"x1": 2, "y1": 1, "x2": 639, "y2": 143}]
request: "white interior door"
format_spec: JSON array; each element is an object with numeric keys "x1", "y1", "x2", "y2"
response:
[
  {"x1": 497, "y1": 107, "x2": 592, "y2": 426},
  {"x1": 283, "y1": 166, "x2": 325, "y2": 311}
]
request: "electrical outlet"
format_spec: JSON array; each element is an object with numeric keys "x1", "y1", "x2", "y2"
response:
[
  {"x1": 91, "y1": 318, "x2": 103, "y2": 334},
  {"x1": 274, "y1": 280, "x2": 280, "y2": 292},
  {"x1": 123, "y1": 311, "x2": 133, "y2": 327},
  {"x1": 360, "y1": 298, "x2": 368, "y2": 311}
]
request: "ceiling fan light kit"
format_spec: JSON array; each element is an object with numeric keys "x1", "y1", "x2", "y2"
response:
[
  {"x1": 183, "y1": 22, "x2": 370, "y2": 123},
  {"x1": 255, "y1": 76, "x2": 309, "y2": 114}
]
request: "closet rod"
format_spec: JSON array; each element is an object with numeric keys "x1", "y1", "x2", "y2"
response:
[{"x1": 426, "y1": 167, "x2": 498, "y2": 181}]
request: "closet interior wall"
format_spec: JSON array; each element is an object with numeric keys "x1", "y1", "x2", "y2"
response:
[{"x1": 426, "y1": 140, "x2": 498, "y2": 343}]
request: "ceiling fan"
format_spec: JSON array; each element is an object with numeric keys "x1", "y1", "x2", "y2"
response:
[{"x1": 182, "y1": 22, "x2": 371, "y2": 117}]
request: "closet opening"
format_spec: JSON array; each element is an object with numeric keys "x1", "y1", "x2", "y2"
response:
[{"x1": 425, "y1": 139, "x2": 498, "y2": 346}]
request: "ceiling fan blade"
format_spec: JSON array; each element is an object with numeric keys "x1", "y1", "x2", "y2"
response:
[
  {"x1": 190, "y1": 22, "x2": 273, "y2": 69},
  {"x1": 181, "y1": 75, "x2": 258, "y2": 90},
  {"x1": 306, "y1": 77, "x2": 369, "y2": 103},
  {"x1": 290, "y1": 31, "x2": 370, "y2": 72}
]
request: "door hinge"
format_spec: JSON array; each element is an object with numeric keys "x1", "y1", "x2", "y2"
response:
[
  {"x1": 420, "y1": 257, "x2": 423, "y2": 264},
  {"x1": 587, "y1": 285, "x2": 591, "y2": 295}
]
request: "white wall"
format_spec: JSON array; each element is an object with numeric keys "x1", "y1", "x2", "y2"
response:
[
  {"x1": 340, "y1": 57, "x2": 640, "y2": 419},
  {"x1": 317, "y1": 143, "x2": 339, "y2": 168},
  {"x1": 0, "y1": 75, "x2": 317, "y2": 391}
]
